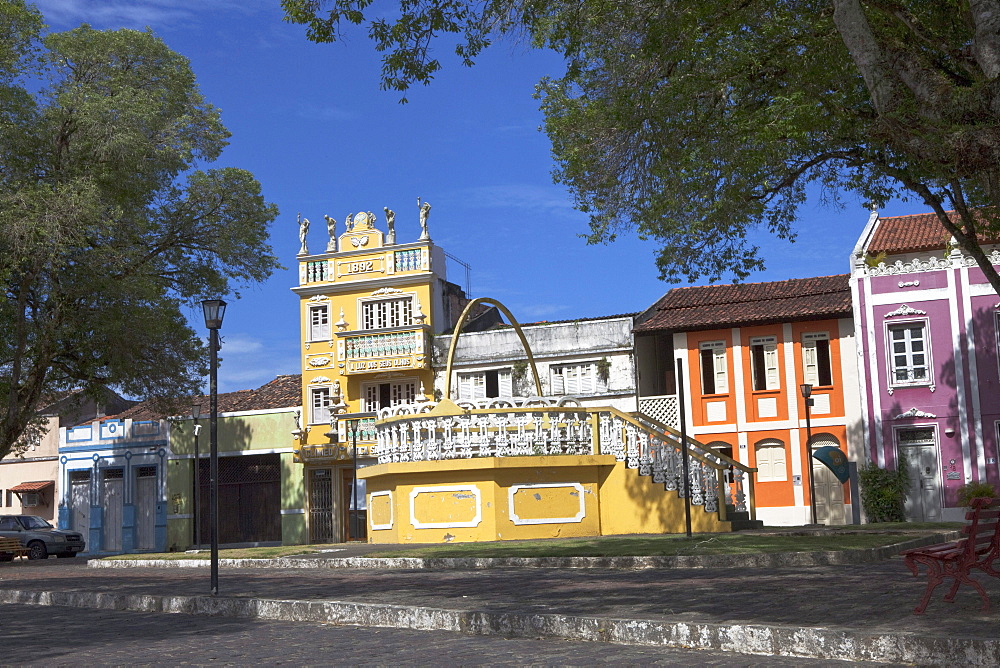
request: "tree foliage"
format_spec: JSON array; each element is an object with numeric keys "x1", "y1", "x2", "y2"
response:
[
  {"x1": 283, "y1": 0, "x2": 1000, "y2": 289},
  {"x1": 1, "y1": 2, "x2": 280, "y2": 458}
]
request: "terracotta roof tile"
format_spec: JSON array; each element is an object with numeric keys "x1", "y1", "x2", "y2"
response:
[
  {"x1": 867, "y1": 212, "x2": 952, "y2": 255},
  {"x1": 867, "y1": 210, "x2": 1000, "y2": 255},
  {"x1": 635, "y1": 275, "x2": 852, "y2": 333},
  {"x1": 8, "y1": 481, "x2": 54, "y2": 492},
  {"x1": 111, "y1": 374, "x2": 302, "y2": 421}
]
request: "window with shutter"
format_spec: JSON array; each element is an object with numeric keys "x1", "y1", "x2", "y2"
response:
[
  {"x1": 361, "y1": 297, "x2": 413, "y2": 330},
  {"x1": 309, "y1": 305, "x2": 330, "y2": 340},
  {"x1": 362, "y1": 380, "x2": 417, "y2": 411},
  {"x1": 755, "y1": 441, "x2": 787, "y2": 482},
  {"x1": 887, "y1": 322, "x2": 930, "y2": 385},
  {"x1": 457, "y1": 369, "x2": 512, "y2": 400},
  {"x1": 550, "y1": 363, "x2": 605, "y2": 395},
  {"x1": 802, "y1": 333, "x2": 833, "y2": 387},
  {"x1": 750, "y1": 336, "x2": 779, "y2": 391},
  {"x1": 310, "y1": 387, "x2": 332, "y2": 424},
  {"x1": 699, "y1": 341, "x2": 728, "y2": 394}
]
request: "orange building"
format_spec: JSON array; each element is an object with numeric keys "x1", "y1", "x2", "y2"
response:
[{"x1": 634, "y1": 276, "x2": 863, "y2": 525}]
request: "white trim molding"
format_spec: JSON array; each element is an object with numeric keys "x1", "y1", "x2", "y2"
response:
[
  {"x1": 369, "y1": 490, "x2": 393, "y2": 530},
  {"x1": 507, "y1": 483, "x2": 586, "y2": 526},
  {"x1": 409, "y1": 485, "x2": 482, "y2": 529}
]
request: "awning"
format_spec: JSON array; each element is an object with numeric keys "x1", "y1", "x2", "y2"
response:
[{"x1": 8, "y1": 481, "x2": 54, "y2": 493}]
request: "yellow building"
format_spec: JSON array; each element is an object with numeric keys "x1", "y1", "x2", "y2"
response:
[{"x1": 291, "y1": 206, "x2": 467, "y2": 543}]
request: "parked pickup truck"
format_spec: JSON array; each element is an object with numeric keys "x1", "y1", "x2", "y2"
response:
[{"x1": 0, "y1": 515, "x2": 86, "y2": 560}]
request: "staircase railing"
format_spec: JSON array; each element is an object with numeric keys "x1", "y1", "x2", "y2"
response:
[{"x1": 604, "y1": 408, "x2": 756, "y2": 522}]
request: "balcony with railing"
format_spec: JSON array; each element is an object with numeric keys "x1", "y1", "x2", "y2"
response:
[
  {"x1": 300, "y1": 259, "x2": 330, "y2": 285},
  {"x1": 296, "y1": 416, "x2": 377, "y2": 463},
  {"x1": 337, "y1": 328, "x2": 428, "y2": 375}
]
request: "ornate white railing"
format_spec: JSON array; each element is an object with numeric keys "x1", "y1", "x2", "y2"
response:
[
  {"x1": 376, "y1": 398, "x2": 594, "y2": 462},
  {"x1": 374, "y1": 399, "x2": 755, "y2": 518},
  {"x1": 343, "y1": 329, "x2": 424, "y2": 360}
]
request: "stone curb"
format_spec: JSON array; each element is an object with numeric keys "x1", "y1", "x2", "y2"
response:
[
  {"x1": 0, "y1": 586, "x2": 994, "y2": 665},
  {"x1": 88, "y1": 532, "x2": 959, "y2": 571}
]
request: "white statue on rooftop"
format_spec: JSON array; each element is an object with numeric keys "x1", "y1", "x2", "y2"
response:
[
  {"x1": 417, "y1": 197, "x2": 431, "y2": 241},
  {"x1": 324, "y1": 215, "x2": 337, "y2": 252},
  {"x1": 297, "y1": 213, "x2": 309, "y2": 255},
  {"x1": 384, "y1": 207, "x2": 396, "y2": 245}
]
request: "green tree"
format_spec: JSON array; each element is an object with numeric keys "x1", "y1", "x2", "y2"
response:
[
  {"x1": 283, "y1": 0, "x2": 1000, "y2": 288},
  {"x1": 1, "y1": 2, "x2": 280, "y2": 459}
]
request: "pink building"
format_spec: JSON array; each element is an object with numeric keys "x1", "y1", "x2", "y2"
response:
[{"x1": 851, "y1": 211, "x2": 1000, "y2": 521}]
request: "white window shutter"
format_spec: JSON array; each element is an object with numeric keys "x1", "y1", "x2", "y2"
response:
[
  {"x1": 551, "y1": 368, "x2": 566, "y2": 395},
  {"x1": 802, "y1": 340, "x2": 818, "y2": 386},
  {"x1": 713, "y1": 346, "x2": 728, "y2": 393},
  {"x1": 499, "y1": 371, "x2": 512, "y2": 397},
  {"x1": 764, "y1": 342, "x2": 779, "y2": 390}
]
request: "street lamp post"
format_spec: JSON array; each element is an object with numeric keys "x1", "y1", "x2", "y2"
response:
[
  {"x1": 202, "y1": 298, "x2": 226, "y2": 596},
  {"x1": 800, "y1": 383, "x2": 817, "y2": 526},
  {"x1": 190, "y1": 402, "x2": 202, "y2": 550}
]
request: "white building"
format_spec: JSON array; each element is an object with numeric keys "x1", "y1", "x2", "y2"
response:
[{"x1": 433, "y1": 314, "x2": 638, "y2": 411}]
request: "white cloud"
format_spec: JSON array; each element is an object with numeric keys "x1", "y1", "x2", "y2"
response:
[
  {"x1": 294, "y1": 103, "x2": 357, "y2": 123},
  {"x1": 450, "y1": 184, "x2": 578, "y2": 218},
  {"x1": 514, "y1": 303, "x2": 571, "y2": 320},
  {"x1": 34, "y1": 0, "x2": 268, "y2": 30},
  {"x1": 216, "y1": 333, "x2": 264, "y2": 355}
]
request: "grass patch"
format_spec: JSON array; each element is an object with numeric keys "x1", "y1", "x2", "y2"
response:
[
  {"x1": 366, "y1": 529, "x2": 960, "y2": 559},
  {"x1": 101, "y1": 545, "x2": 336, "y2": 561}
]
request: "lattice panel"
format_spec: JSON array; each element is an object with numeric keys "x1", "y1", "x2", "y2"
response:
[{"x1": 638, "y1": 396, "x2": 680, "y2": 429}]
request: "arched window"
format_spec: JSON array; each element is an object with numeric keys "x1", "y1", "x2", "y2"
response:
[{"x1": 755, "y1": 440, "x2": 787, "y2": 482}]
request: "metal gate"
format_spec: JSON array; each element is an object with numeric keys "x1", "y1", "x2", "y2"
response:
[
  {"x1": 309, "y1": 468, "x2": 334, "y2": 544},
  {"x1": 199, "y1": 454, "x2": 281, "y2": 544}
]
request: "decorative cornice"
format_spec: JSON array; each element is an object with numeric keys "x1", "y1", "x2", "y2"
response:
[
  {"x1": 894, "y1": 407, "x2": 937, "y2": 419},
  {"x1": 884, "y1": 304, "x2": 926, "y2": 318},
  {"x1": 865, "y1": 248, "x2": 1000, "y2": 277},
  {"x1": 309, "y1": 376, "x2": 332, "y2": 384}
]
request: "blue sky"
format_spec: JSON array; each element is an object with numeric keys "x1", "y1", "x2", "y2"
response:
[{"x1": 35, "y1": 0, "x2": 931, "y2": 394}]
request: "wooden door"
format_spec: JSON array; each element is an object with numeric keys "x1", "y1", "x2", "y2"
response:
[
  {"x1": 812, "y1": 461, "x2": 846, "y2": 525},
  {"x1": 903, "y1": 445, "x2": 941, "y2": 522},
  {"x1": 135, "y1": 466, "x2": 157, "y2": 550},
  {"x1": 70, "y1": 473, "x2": 91, "y2": 552},
  {"x1": 102, "y1": 469, "x2": 123, "y2": 552}
]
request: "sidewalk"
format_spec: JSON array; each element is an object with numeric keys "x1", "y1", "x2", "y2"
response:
[{"x1": 0, "y1": 541, "x2": 997, "y2": 666}]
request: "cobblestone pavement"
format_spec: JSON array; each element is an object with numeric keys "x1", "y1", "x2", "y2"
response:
[
  {"x1": 1, "y1": 603, "x2": 886, "y2": 666},
  {"x1": 1, "y1": 556, "x2": 997, "y2": 638}
]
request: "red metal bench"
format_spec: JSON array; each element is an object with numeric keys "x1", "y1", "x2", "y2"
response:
[{"x1": 901, "y1": 497, "x2": 1000, "y2": 614}]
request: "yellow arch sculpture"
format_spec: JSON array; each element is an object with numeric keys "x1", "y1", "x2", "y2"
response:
[{"x1": 443, "y1": 297, "x2": 543, "y2": 399}]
